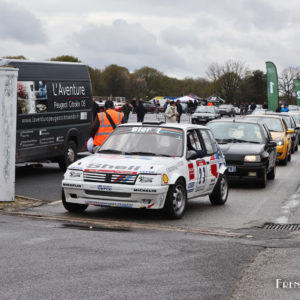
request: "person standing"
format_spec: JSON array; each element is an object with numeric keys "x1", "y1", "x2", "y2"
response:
[
  {"x1": 90, "y1": 100, "x2": 124, "y2": 150},
  {"x1": 122, "y1": 100, "x2": 132, "y2": 123},
  {"x1": 281, "y1": 103, "x2": 289, "y2": 112},
  {"x1": 92, "y1": 97, "x2": 99, "y2": 121},
  {"x1": 136, "y1": 99, "x2": 146, "y2": 122},
  {"x1": 176, "y1": 99, "x2": 183, "y2": 123},
  {"x1": 163, "y1": 99, "x2": 170, "y2": 112},
  {"x1": 165, "y1": 101, "x2": 178, "y2": 123}
]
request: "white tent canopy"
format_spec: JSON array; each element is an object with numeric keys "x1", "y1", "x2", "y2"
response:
[{"x1": 175, "y1": 95, "x2": 196, "y2": 103}]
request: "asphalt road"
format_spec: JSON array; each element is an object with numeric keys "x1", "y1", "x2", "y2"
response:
[{"x1": 8, "y1": 113, "x2": 300, "y2": 299}]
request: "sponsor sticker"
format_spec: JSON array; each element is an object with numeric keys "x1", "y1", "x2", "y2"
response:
[
  {"x1": 133, "y1": 188, "x2": 157, "y2": 193},
  {"x1": 98, "y1": 185, "x2": 112, "y2": 191},
  {"x1": 62, "y1": 183, "x2": 82, "y2": 188},
  {"x1": 188, "y1": 163, "x2": 195, "y2": 180}
]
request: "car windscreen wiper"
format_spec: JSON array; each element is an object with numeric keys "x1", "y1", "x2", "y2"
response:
[
  {"x1": 97, "y1": 149, "x2": 124, "y2": 154},
  {"x1": 124, "y1": 151, "x2": 157, "y2": 156},
  {"x1": 232, "y1": 139, "x2": 261, "y2": 144},
  {"x1": 216, "y1": 138, "x2": 235, "y2": 144}
]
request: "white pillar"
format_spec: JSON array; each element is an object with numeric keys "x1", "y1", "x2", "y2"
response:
[{"x1": 0, "y1": 67, "x2": 18, "y2": 202}]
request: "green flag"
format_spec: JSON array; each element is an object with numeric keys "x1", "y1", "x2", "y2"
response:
[
  {"x1": 266, "y1": 61, "x2": 279, "y2": 111},
  {"x1": 294, "y1": 79, "x2": 300, "y2": 107}
]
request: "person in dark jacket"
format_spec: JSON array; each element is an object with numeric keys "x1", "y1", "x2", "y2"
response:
[
  {"x1": 176, "y1": 100, "x2": 183, "y2": 123},
  {"x1": 122, "y1": 100, "x2": 132, "y2": 123},
  {"x1": 136, "y1": 99, "x2": 146, "y2": 122},
  {"x1": 92, "y1": 97, "x2": 100, "y2": 121}
]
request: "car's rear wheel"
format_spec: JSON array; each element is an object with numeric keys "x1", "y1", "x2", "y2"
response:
[
  {"x1": 267, "y1": 163, "x2": 276, "y2": 180},
  {"x1": 163, "y1": 179, "x2": 187, "y2": 219},
  {"x1": 62, "y1": 189, "x2": 88, "y2": 213},
  {"x1": 209, "y1": 173, "x2": 228, "y2": 205}
]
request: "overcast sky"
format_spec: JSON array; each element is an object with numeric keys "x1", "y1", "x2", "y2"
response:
[{"x1": 0, "y1": 0, "x2": 299, "y2": 79}]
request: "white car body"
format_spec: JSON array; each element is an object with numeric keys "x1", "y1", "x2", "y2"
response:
[{"x1": 62, "y1": 123, "x2": 227, "y2": 217}]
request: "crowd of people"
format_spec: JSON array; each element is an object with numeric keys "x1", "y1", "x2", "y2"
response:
[{"x1": 89, "y1": 97, "x2": 294, "y2": 151}]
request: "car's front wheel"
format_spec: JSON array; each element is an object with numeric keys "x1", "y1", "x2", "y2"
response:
[
  {"x1": 62, "y1": 189, "x2": 88, "y2": 213},
  {"x1": 258, "y1": 168, "x2": 267, "y2": 188},
  {"x1": 209, "y1": 173, "x2": 228, "y2": 205},
  {"x1": 267, "y1": 163, "x2": 276, "y2": 180},
  {"x1": 163, "y1": 179, "x2": 187, "y2": 219}
]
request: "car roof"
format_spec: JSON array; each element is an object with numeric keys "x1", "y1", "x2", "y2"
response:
[
  {"x1": 208, "y1": 118, "x2": 262, "y2": 125},
  {"x1": 245, "y1": 114, "x2": 283, "y2": 120},
  {"x1": 118, "y1": 122, "x2": 208, "y2": 131}
]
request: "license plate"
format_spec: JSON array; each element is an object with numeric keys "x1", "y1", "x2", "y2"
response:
[{"x1": 228, "y1": 166, "x2": 236, "y2": 172}]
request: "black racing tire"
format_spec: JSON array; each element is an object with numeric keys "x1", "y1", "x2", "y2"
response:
[
  {"x1": 288, "y1": 152, "x2": 291, "y2": 162},
  {"x1": 163, "y1": 179, "x2": 187, "y2": 219},
  {"x1": 58, "y1": 140, "x2": 77, "y2": 172},
  {"x1": 281, "y1": 152, "x2": 288, "y2": 166},
  {"x1": 62, "y1": 189, "x2": 88, "y2": 213},
  {"x1": 267, "y1": 163, "x2": 276, "y2": 180},
  {"x1": 258, "y1": 168, "x2": 267, "y2": 188},
  {"x1": 209, "y1": 173, "x2": 228, "y2": 205}
]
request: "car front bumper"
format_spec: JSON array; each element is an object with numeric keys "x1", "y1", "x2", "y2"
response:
[
  {"x1": 226, "y1": 162, "x2": 267, "y2": 181},
  {"x1": 62, "y1": 180, "x2": 169, "y2": 209}
]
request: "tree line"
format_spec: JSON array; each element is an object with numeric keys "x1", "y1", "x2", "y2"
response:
[{"x1": 4, "y1": 55, "x2": 300, "y2": 106}]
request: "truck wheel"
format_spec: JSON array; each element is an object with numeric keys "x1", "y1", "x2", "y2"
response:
[
  {"x1": 163, "y1": 179, "x2": 187, "y2": 219},
  {"x1": 58, "y1": 140, "x2": 77, "y2": 171},
  {"x1": 209, "y1": 173, "x2": 228, "y2": 205},
  {"x1": 62, "y1": 189, "x2": 87, "y2": 213}
]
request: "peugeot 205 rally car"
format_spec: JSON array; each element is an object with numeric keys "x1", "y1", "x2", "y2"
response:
[{"x1": 62, "y1": 122, "x2": 228, "y2": 219}]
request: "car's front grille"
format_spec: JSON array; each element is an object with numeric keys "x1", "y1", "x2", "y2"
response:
[
  {"x1": 226, "y1": 160, "x2": 244, "y2": 166},
  {"x1": 83, "y1": 172, "x2": 137, "y2": 185},
  {"x1": 85, "y1": 190, "x2": 131, "y2": 198}
]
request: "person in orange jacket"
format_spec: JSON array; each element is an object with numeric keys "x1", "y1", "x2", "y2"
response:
[{"x1": 90, "y1": 100, "x2": 124, "y2": 151}]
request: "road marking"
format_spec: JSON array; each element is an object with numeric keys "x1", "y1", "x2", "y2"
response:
[{"x1": 3, "y1": 211, "x2": 242, "y2": 238}]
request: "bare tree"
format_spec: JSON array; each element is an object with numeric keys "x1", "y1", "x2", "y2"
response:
[
  {"x1": 279, "y1": 67, "x2": 300, "y2": 103},
  {"x1": 206, "y1": 60, "x2": 247, "y2": 103}
]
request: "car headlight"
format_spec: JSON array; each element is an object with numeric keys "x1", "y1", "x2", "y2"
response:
[
  {"x1": 64, "y1": 169, "x2": 83, "y2": 180},
  {"x1": 275, "y1": 138, "x2": 284, "y2": 146},
  {"x1": 136, "y1": 174, "x2": 161, "y2": 185},
  {"x1": 244, "y1": 155, "x2": 261, "y2": 162}
]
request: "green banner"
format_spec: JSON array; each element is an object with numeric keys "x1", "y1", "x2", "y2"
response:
[
  {"x1": 294, "y1": 79, "x2": 300, "y2": 107},
  {"x1": 266, "y1": 61, "x2": 279, "y2": 111}
]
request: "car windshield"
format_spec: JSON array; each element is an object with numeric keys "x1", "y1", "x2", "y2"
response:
[
  {"x1": 195, "y1": 106, "x2": 215, "y2": 113},
  {"x1": 281, "y1": 116, "x2": 292, "y2": 128},
  {"x1": 97, "y1": 126, "x2": 184, "y2": 157},
  {"x1": 246, "y1": 117, "x2": 284, "y2": 132},
  {"x1": 207, "y1": 122, "x2": 263, "y2": 144},
  {"x1": 291, "y1": 114, "x2": 300, "y2": 123}
]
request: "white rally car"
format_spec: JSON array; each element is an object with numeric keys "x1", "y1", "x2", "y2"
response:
[{"x1": 62, "y1": 122, "x2": 228, "y2": 219}]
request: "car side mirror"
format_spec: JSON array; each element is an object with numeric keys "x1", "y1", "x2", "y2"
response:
[
  {"x1": 267, "y1": 141, "x2": 277, "y2": 148},
  {"x1": 186, "y1": 150, "x2": 206, "y2": 160},
  {"x1": 187, "y1": 150, "x2": 198, "y2": 160}
]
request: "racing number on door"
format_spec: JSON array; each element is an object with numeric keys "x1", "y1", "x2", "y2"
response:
[{"x1": 196, "y1": 160, "x2": 206, "y2": 190}]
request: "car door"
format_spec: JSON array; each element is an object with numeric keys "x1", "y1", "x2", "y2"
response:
[
  {"x1": 198, "y1": 129, "x2": 220, "y2": 192},
  {"x1": 186, "y1": 130, "x2": 209, "y2": 195},
  {"x1": 262, "y1": 124, "x2": 276, "y2": 171}
]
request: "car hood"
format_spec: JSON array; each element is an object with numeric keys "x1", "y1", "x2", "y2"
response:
[
  {"x1": 270, "y1": 131, "x2": 284, "y2": 140},
  {"x1": 219, "y1": 143, "x2": 265, "y2": 156},
  {"x1": 68, "y1": 153, "x2": 180, "y2": 174}
]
